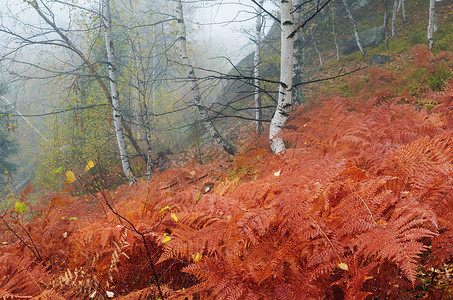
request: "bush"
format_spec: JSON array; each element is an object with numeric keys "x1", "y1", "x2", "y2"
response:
[{"x1": 427, "y1": 66, "x2": 452, "y2": 91}]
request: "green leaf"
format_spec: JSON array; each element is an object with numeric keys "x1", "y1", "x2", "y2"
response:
[
  {"x1": 50, "y1": 167, "x2": 64, "y2": 174},
  {"x1": 159, "y1": 205, "x2": 170, "y2": 213},
  {"x1": 69, "y1": 217, "x2": 78, "y2": 221},
  {"x1": 15, "y1": 202, "x2": 28, "y2": 213}
]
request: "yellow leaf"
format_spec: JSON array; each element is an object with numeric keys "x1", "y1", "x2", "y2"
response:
[
  {"x1": 161, "y1": 236, "x2": 171, "y2": 244},
  {"x1": 15, "y1": 202, "x2": 28, "y2": 213},
  {"x1": 171, "y1": 213, "x2": 178, "y2": 222},
  {"x1": 192, "y1": 252, "x2": 202, "y2": 262},
  {"x1": 65, "y1": 171, "x2": 76, "y2": 184},
  {"x1": 84, "y1": 160, "x2": 95, "y2": 173},
  {"x1": 338, "y1": 263, "x2": 349, "y2": 271}
]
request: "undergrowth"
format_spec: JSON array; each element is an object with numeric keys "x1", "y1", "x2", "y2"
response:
[{"x1": 1, "y1": 45, "x2": 453, "y2": 299}]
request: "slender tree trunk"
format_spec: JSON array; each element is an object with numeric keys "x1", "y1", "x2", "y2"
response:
[
  {"x1": 254, "y1": 0, "x2": 264, "y2": 135},
  {"x1": 102, "y1": 0, "x2": 136, "y2": 184},
  {"x1": 383, "y1": 0, "x2": 389, "y2": 49},
  {"x1": 401, "y1": 0, "x2": 407, "y2": 23},
  {"x1": 434, "y1": 6, "x2": 438, "y2": 32},
  {"x1": 292, "y1": 0, "x2": 304, "y2": 107},
  {"x1": 28, "y1": 0, "x2": 139, "y2": 183},
  {"x1": 269, "y1": 0, "x2": 294, "y2": 154},
  {"x1": 392, "y1": 0, "x2": 398, "y2": 37},
  {"x1": 331, "y1": 12, "x2": 340, "y2": 60},
  {"x1": 427, "y1": 0, "x2": 436, "y2": 50},
  {"x1": 312, "y1": 34, "x2": 323, "y2": 67},
  {"x1": 342, "y1": 0, "x2": 366, "y2": 56},
  {"x1": 175, "y1": 0, "x2": 236, "y2": 155}
]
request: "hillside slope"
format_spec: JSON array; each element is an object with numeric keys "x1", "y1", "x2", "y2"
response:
[{"x1": 1, "y1": 47, "x2": 453, "y2": 299}]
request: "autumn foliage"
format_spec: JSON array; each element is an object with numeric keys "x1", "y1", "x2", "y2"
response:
[{"x1": 2, "y1": 50, "x2": 453, "y2": 299}]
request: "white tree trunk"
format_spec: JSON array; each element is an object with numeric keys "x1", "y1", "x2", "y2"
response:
[
  {"x1": 292, "y1": 0, "x2": 304, "y2": 107},
  {"x1": 269, "y1": 0, "x2": 294, "y2": 154},
  {"x1": 342, "y1": 0, "x2": 366, "y2": 56},
  {"x1": 312, "y1": 34, "x2": 323, "y2": 67},
  {"x1": 175, "y1": 0, "x2": 236, "y2": 155},
  {"x1": 383, "y1": 0, "x2": 389, "y2": 49},
  {"x1": 102, "y1": 0, "x2": 136, "y2": 184},
  {"x1": 254, "y1": 0, "x2": 264, "y2": 135},
  {"x1": 332, "y1": 15, "x2": 340, "y2": 60},
  {"x1": 392, "y1": 0, "x2": 398, "y2": 37},
  {"x1": 401, "y1": 0, "x2": 407, "y2": 23},
  {"x1": 427, "y1": 0, "x2": 436, "y2": 50}
]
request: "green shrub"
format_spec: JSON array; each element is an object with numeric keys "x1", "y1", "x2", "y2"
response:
[{"x1": 428, "y1": 66, "x2": 452, "y2": 91}]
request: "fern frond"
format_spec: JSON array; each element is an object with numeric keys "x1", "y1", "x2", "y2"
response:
[
  {"x1": 0, "y1": 254, "x2": 50, "y2": 299},
  {"x1": 354, "y1": 200, "x2": 437, "y2": 283}
]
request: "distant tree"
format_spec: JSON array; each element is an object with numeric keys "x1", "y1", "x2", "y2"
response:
[
  {"x1": 427, "y1": 0, "x2": 437, "y2": 50},
  {"x1": 175, "y1": 0, "x2": 237, "y2": 156},
  {"x1": 383, "y1": 0, "x2": 390, "y2": 49},
  {"x1": 254, "y1": 0, "x2": 264, "y2": 134},
  {"x1": 342, "y1": 0, "x2": 366, "y2": 56},
  {"x1": 0, "y1": 100, "x2": 19, "y2": 190}
]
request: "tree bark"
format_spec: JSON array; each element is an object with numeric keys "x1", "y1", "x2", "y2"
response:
[
  {"x1": 175, "y1": 0, "x2": 236, "y2": 155},
  {"x1": 269, "y1": 0, "x2": 294, "y2": 154},
  {"x1": 427, "y1": 0, "x2": 436, "y2": 50},
  {"x1": 342, "y1": 0, "x2": 366, "y2": 56},
  {"x1": 401, "y1": 0, "x2": 407, "y2": 23},
  {"x1": 331, "y1": 11, "x2": 340, "y2": 60},
  {"x1": 292, "y1": 0, "x2": 304, "y2": 107},
  {"x1": 392, "y1": 0, "x2": 398, "y2": 37},
  {"x1": 254, "y1": 0, "x2": 264, "y2": 135},
  {"x1": 312, "y1": 34, "x2": 323, "y2": 67},
  {"x1": 383, "y1": 0, "x2": 389, "y2": 49},
  {"x1": 102, "y1": 0, "x2": 136, "y2": 184}
]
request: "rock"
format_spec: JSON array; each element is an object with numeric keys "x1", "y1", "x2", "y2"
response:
[
  {"x1": 370, "y1": 54, "x2": 390, "y2": 65},
  {"x1": 342, "y1": 26, "x2": 385, "y2": 55},
  {"x1": 349, "y1": 0, "x2": 372, "y2": 10}
]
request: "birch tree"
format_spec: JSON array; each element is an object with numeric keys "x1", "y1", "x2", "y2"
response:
[
  {"x1": 330, "y1": 4, "x2": 340, "y2": 61},
  {"x1": 427, "y1": 0, "x2": 436, "y2": 50},
  {"x1": 269, "y1": 0, "x2": 294, "y2": 154},
  {"x1": 254, "y1": 0, "x2": 264, "y2": 135},
  {"x1": 15, "y1": 0, "x2": 138, "y2": 183},
  {"x1": 175, "y1": 0, "x2": 236, "y2": 155},
  {"x1": 102, "y1": 0, "x2": 136, "y2": 183},
  {"x1": 401, "y1": 0, "x2": 407, "y2": 23},
  {"x1": 292, "y1": 0, "x2": 304, "y2": 106},
  {"x1": 392, "y1": 0, "x2": 398, "y2": 37},
  {"x1": 342, "y1": 0, "x2": 366, "y2": 56},
  {"x1": 383, "y1": 0, "x2": 390, "y2": 49}
]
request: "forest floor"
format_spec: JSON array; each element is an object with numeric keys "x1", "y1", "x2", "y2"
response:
[{"x1": 1, "y1": 42, "x2": 453, "y2": 299}]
